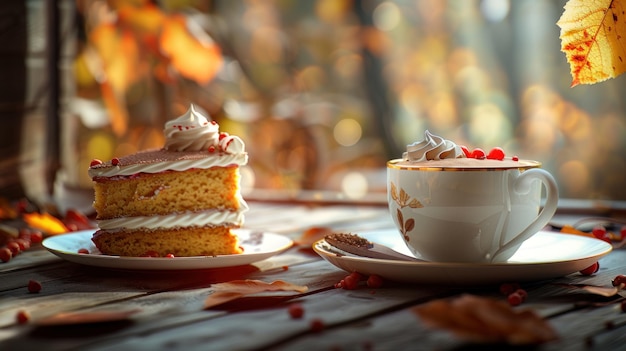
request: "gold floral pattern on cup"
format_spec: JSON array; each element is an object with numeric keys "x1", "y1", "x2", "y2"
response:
[{"x1": 389, "y1": 181, "x2": 423, "y2": 242}]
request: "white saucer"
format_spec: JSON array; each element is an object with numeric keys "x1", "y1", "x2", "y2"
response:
[
  {"x1": 313, "y1": 230, "x2": 612, "y2": 285},
  {"x1": 43, "y1": 229, "x2": 293, "y2": 270}
]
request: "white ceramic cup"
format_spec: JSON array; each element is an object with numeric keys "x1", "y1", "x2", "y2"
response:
[{"x1": 387, "y1": 158, "x2": 558, "y2": 263}]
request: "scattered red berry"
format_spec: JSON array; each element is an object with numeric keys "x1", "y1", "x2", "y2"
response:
[
  {"x1": 512, "y1": 156, "x2": 519, "y2": 161},
  {"x1": 29, "y1": 231, "x2": 43, "y2": 244},
  {"x1": 348, "y1": 271, "x2": 363, "y2": 281},
  {"x1": 310, "y1": 318, "x2": 325, "y2": 333},
  {"x1": 0, "y1": 247, "x2": 12, "y2": 262},
  {"x1": 342, "y1": 274, "x2": 359, "y2": 290},
  {"x1": 507, "y1": 291, "x2": 524, "y2": 306},
  {"x1": 165, "y1": 253, "x2": 175, "y2": 258},
  {"x1": 16, "y1": 310, "x2": 30, "y2": 324},
  {"x1": 288, "y1": 303, "x2": 305, "y2": 319},
  {"x1": 77, "y1": 248, "x2": 89, "y2": 254},
  {"x1": 28, "y1": 280, "x2": 42, "y2": 293},
  {"x1": 111, "y1": 157, "x2": 120, "y2": 166},
  {"x1": 499, "y1": 282, "x2": 521, "y2": 296},
  {"x1": 515, "y1": 288, "x2": 528, "y2": 300},
  {"x1": 460, "y1": 145, "x2": 471, "y2": 158},
  {"x1": 14, "y1": 238, "x2": 30, "y2": 251},
  {"x1": 612, "y1": 275, "x2": 626, "y2": 287},
  {"x1": 591, "y1": 226, "x2": 611, "y2": 243},
  {"x1": 90, "y1": 159, "x2": 103, "y2": 166},
  {"x1": 219, "y1": 132, "x2": 228, "y2": 140},
  {"x1": 18, "y1": 228, "x2": 31, "y2": 240},
  {"x1": 487, "y1": 147, "x2": 505, "y2": 160},
  {"x1": 470, "y1": 148, "x2": 486, "y2": 159},
  {"x1": 208, "y1": 145, "x2": 216, "y2": 153},
  {"x1": 580, "y1": 262, "x2": 600, "y2": 276},
  {"x1": 366, "y1": 275, "x2": 384, "y2": 288},
  {"x1": 6, "y1": 241, "x2": 21, "y2": 255}
]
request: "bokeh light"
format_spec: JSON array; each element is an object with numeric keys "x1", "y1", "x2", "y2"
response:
[
  {"x1": 341, "y1": 172, "x2": 369, "y2": 199},
  {"x1": 334, "y1": 118, "x2": 362, "y2": 147}
]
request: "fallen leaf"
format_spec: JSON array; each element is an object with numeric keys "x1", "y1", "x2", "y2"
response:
[
  {"x1": 555, "y1": 283, "x2": 622, "y2": 297},
  {"x1": 35, "y1": 309, "x2": 140, "y2": 326},
  {"x1": 204, "y1": 280, "x2": 308, "y2": 309},
  {"x1": 413, "y1": 294, "x2": 558, "y2": 345},
  {"x1": 557, "y1": 0, "x2": 626, "y2": 86},
  {"x1": 160, "y1": 15, "x2": 223, "y2": 84},
  {"x1": 296, "y1": 226, "x2": 333, "y2": 247},
  {"x1": 23, "y1": 213, "x2": 69, "y2": 235}
]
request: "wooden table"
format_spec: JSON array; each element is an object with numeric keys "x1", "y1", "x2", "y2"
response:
[{"x1": 1, "y1": 201, "x2": 626, "y2": 350}]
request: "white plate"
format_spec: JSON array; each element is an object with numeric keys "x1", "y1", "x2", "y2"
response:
[
  {"x1": 313, "y1": 230, "x2": 612, "y2": 285},
  {"x1": 43, "y1": 229, "x2": 293, "y2": 270}
]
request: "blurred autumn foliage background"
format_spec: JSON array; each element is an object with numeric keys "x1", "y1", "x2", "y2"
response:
[{"x1": 5, "y1": 0, "x2": 626, "y2": 206}]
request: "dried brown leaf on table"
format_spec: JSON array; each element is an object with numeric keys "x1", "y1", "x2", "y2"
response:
[
  {"x1": 557, "y1": 0, "x2": 626, "y2": 86},
  {"x1": 204, "y1": 280, "x2": 308, "y2": 309},
  {"x1": 412, "y1": 294, "x2": 558, "y2": 345},
  {"x1": 296, "y1": 226, "x2": 333, "y2": 247},
  {"x1": 555, "y1": 283, "x2": 622, "y2": 297}
]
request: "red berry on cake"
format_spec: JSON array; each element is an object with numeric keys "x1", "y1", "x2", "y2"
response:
[
  {"x1": 111, "y1": 157, "x2": 120, "y2": 166},
  {"x1": 90, "y1": 159, "x2": 103, "y2": 167}
]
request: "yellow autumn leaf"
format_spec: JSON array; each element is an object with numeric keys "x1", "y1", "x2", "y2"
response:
[
  {"x1": 557, "y1": 0, "x2": 626, "y2": 86},
  {"x1": 160, "y1": 15, "x2": 223, "y2": 84}
]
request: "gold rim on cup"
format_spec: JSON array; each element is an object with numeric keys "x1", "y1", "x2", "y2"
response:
[{"x1": 386, "y1": 158, "x2": 542, "y2": 172}]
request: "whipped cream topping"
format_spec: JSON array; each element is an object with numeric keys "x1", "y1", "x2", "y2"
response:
[
  {"x1": 97, "y1": 200, "x2": 249, "y2": 231},
  {"x1": 403, "y1": 130, "x2": 465, "y2": 162},
  {"x1": 89, "y1": 103, "x2": 248, "y2": 178},
  {"x1": 164, "y1": 104, "x2": 220, "y2": 152},
  {"x1": 88, "y1": 151, "x2": 247, "y2": 178}
]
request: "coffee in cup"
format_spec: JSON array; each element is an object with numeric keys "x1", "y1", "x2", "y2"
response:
[{"x1": 387, "y1": 131, "x2": 558, "y2": 263}]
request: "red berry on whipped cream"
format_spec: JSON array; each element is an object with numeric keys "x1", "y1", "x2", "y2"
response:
[
  {"x1": 487, "y1": 147, "x2": 505, "y2": 160},
  {"x1": 90, "y1": 159, "x2": 103, "y2": 167},
  {"x1": 470, "y1": 148, "x2": 486, "y2": 159}
]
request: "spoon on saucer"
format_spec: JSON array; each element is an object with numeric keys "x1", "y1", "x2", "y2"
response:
[{"x1": 324, "y1": 233, "x2": 423, "y2": 262}]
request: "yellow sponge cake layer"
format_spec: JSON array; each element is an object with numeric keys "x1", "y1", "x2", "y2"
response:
[
  {"x1": 92, "y1": 227, "x2": 243, "y2": 257},
  {"x1": 93, "y1": 167, "x2": 241, "y2": 220}
]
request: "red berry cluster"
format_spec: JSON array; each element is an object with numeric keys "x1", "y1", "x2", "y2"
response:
[
  {"x1": 460, "y1": 146, "x2": 513, "y2": 161},
  {"x1": 334, "y1": 272, "x2": 384, "y2": 290},
  {"x1": 500, "y1": 283, "x2": 528, "y2": 306},
  {"x1": 0, "y1": 228, "x2": 43, "y2": 263}
]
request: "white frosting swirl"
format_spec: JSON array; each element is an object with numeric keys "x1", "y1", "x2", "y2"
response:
[
  {"x1": 219, "y1": 134, "x2": 245, "y2": 154},
  {"x1": 88, "y1": 154, "x2": 248, "y2": 178},
  {"x1": 164, "y1": 104, "x2": 220, "y2": 152},
  {"x1": 403, "y1": 130, "x2": 465, "y2": 162},
  {"x1": 97, "y1": 200, "x2": 249, "y2": 231}
]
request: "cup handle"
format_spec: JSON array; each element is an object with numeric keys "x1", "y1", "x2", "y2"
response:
[{"x1": 491, "y1": 168, "x2": 559, "y2": 262}]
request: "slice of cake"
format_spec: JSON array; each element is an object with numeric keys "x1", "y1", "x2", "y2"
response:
[{"x1": 88, "y1": 104, "x2": 248, "y2": 257}]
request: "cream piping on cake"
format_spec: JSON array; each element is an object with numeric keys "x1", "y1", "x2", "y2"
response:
[
  {"x1": 88, "y1": 154, "x2": 248, "y2": 178},
  {"x1": 97, "y1": 203, "x2": 249, "y2": 231}
]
